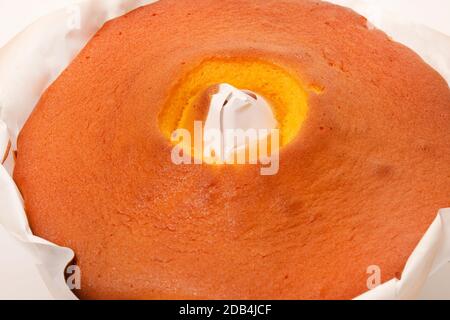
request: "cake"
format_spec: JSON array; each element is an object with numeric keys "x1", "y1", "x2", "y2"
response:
[{"x1": 13, "y1": 0, "x2": 450, "y2": 299}]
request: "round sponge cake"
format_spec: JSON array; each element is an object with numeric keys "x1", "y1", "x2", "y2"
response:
[{"x1": 13, "y1": 0, "x2": 450, "y2": 299}]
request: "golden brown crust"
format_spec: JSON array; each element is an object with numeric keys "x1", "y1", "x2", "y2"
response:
[{"x1": 13, "y1": 0, "x2": 450, "y2": 299}]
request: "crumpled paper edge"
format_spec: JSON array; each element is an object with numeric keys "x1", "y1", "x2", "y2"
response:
[
  {"x1": 0, "y1": 0, "x2": 156, "y2": 300},
  {"x1": 327, "y1": 0, "x2": 450, "y2": 300},
  {"x1": 0, "y1": 0, "x2": 449, "y2": 299},
  {"x1": 327, "y1": 0, "x2": 450, "y2": 85},
  {"x1": 355, "y1": 209, "x2": 450, "y2": 300}
]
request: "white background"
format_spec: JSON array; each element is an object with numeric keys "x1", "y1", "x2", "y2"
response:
[{"x1": 1, "y1": 0, "x2": 450, "y2": 49}]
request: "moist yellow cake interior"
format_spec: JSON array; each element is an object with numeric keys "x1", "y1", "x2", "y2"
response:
[{"x1": 159, "y1": 58, "x2": 309, "y2": 148}]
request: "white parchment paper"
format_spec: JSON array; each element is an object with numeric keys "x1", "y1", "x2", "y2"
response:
[
  {"x1": 0, "y1": 0, "x2": 449, "y2": 299},
  {"x1": 0, "y1": 0, "x2": 157, "y2": 300}
]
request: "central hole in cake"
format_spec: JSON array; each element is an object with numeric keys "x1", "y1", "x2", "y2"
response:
[{"x1": 159, "y1": 58, "x2": 309, "y2": 158}]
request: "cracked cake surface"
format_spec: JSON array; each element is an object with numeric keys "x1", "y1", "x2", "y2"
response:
[{"x1": 13, "y1": 0, "x2": 450, "y2": 299}]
